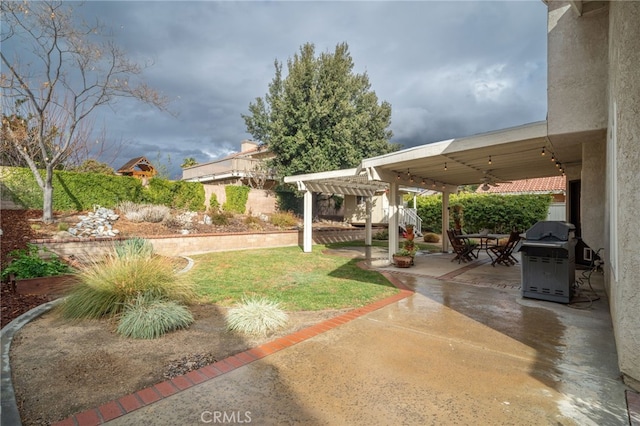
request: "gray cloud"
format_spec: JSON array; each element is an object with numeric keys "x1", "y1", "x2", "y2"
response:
[{"x1": 42, "y1": 1, "x2": 549, "y2": 178}]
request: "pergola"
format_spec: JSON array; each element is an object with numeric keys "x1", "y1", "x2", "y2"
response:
[{"x1": 284, "y1": 121, "x2": 582, "y2": 263}]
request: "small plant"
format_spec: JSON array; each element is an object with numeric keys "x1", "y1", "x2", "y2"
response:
[
  {"x1": 210, "y1": 211, "x2": 233, "y2": 226},
  {"x1": 373, "y1": 229, "x2": 389, "y2": 240},
  {"x1": 226, "y1": 297, "x2": 289, "y2": 336},
  {"x1": 61, "y1": 254, "x2": 195, "y2": 319},
  {"x1": 1, "y1": 244, "x2": 73, "y2": 280},
  {"x1": 57, "y1": 222, "x2": 70, "y2": 232},
  {"x1": 114, "y1": 238, "x2": 154, "y2": 259},
  {"x1": 30, "y1": 224, "x2": 41, "y2": 231},
  {"x1": 423, "y1": 233, "x2": 440, "y2": 243},
  {"x1": 244, "y1": 215, "x2": 263, "y2": 230},
  {"x1": 395, "y1": 248, "x2": 415, "y2": 257},
  {"x1": 269, "y1": 211, "x2": 298, "y2": 228},
  {"x1": 116, "y1": 293, "x2": 194, "y2": 339},
  {"x1": 209, "y1": 194, "x2": 220, "y2": 212}
]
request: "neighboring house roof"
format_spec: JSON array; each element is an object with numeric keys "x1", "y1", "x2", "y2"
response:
[
  {"x1": 476, "y1": 176, "x2": 566, "y2": 194},
  {"x1": 117, "y1": 157, "x2": 156, "y2": 174}
]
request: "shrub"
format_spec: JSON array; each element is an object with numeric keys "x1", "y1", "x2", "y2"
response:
[
  {"x1": 244, "y1": 215, "x2": 263, "y2": 230},
  {"x1": 423, "y1": 233, "x2": 440, "y2": 243},
  {"x1": 115, "y1": 238, "x2": 154, "y2": 259},
  {"x1": 269, "y1": 211, "x2": 298, "y2": 228},
  {"x1": 222, "y1": 185, "x2": 250, "y2": 214},
  {"x1": 211, "y1": 211, "x2": 233, "y2": 226},
  {"x1": 1, "y1": 244, "x2": 73, "y2": 280},
  {"x1": 226, "y1": 297, "x2": 288, "y2": 336},
  {"x1": 209, "y1": 194, "x2": 220, "y2": 212},
  {"x1": 116, "y1": 293, "x2": 194, "y2": 339},
  {"x1": 373, "y1": 229, "x2": 389, "y2": 240},
  {"x1": 57, "y1": 222, "x2": 70, "y2": 232},
  {"x1": 61, "y1": 254, "x2": 195, "y2": 319},
  {"x1": 163, "y1": 211, "x2": 197, "y2": 229}
]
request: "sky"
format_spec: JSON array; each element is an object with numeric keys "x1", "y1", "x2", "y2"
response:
[{"x1": 6, "y1": 1, "x2": 549, "y2": 179}]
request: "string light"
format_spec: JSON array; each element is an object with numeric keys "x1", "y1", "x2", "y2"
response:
[
  {"x1": 551, "y1": 154, "x2": 555, "y2": 162},
  {"x1": 444, "y1": 162, "x2": 447, "y2": 171},
  {"x1": 541, "y1": 147, "x2": 546, "y2": 156},
  {"x1": 488, "y1": 155, "x2": 492, "y2": 165}
]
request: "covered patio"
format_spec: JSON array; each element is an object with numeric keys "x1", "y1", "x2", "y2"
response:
[{"x1": 284, "y1": 121, "x2": 580, "y2": 263}]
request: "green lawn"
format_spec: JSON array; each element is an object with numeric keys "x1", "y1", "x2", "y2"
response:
[{"x1": 187, "y1": 244, "x2": 399, "y2": 311}]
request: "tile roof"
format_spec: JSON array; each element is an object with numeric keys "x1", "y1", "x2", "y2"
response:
[{"x1": 476, "y1": 176, "x2": 566, "y2": 194}]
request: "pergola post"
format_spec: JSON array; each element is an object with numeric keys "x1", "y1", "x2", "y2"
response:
[
  {"x1": 388, "y1": 182, "x2": 399, "y2": 263},
  {"x1": 442, "y1": 190, "x2": 450, "y2": 253},
  {"x1": 303, "y1": 189, "x2": 313, "y2": 253},
  {"x1": 365, "y1": 196, "x2": 373, "y2": 246}
]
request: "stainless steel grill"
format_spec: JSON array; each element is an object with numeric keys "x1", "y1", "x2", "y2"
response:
[{"x1": 519, "y1": 221, "x2": 577, "y2": 303}]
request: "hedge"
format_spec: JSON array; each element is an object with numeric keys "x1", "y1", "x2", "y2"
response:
[
  {"x1": 222, "y1": 185, "x2": 250, "y2": 214},
  {"x1": 415, "y1": 193, "x2": 553, "y2": 234},
  {"x1": 1, "y1": 167, "x2": 205, "y2": 212}
]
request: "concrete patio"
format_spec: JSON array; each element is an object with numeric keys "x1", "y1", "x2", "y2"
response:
[{"x1": 79, "y1": 248, "x2": 635, "y2": 426}]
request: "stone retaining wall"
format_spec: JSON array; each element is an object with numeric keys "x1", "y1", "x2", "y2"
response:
[{"x1": 33, "y1": 227, "x2": 377, "y2": 259}]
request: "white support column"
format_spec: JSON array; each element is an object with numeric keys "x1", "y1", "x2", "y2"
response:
[
  {"x1": 365, "y1": 196, "x2": 373, "y2": 246},
  {"x1": 303, "y1": 190, "x2": 313, "y2": 253},
  {"x1": 388, "y1": 183, "x2": 399, "y2": 263},
  {"x1": 442, "y1": 190, "x2": 450, "y2": 253}
]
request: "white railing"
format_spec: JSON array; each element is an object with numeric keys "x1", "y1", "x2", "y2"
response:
[{"x1": 382, "y1": 207, "x2": 423, "y2": 236}]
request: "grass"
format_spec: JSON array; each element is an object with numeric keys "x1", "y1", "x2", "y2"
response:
[
  {"x1": 188, "y1": 245, "x2": 399, "y2": 310},
  {"x1": 61, "y1": 254, "x2": 196, "y2": 319},
  {"x1": 117, "y1": 293, "x2": 194, "y2": 339},
  {"x1": 226, "y1": 297, "x2": 289, "y2": 336}
]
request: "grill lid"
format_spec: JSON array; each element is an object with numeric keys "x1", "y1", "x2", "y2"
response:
[{"x1": 524, "y1": 221, "x2": 576, "y2": 241}]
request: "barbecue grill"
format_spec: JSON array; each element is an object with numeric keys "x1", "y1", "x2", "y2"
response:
[{"x1": 519, "y1": 221, "x2": 577, "y2": 303}]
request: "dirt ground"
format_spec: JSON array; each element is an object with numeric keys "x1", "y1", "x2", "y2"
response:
[
  {"x1": 0, "y1": 209, "x2": 352, "y2": 425},
  {"x1": 10, "y1": 304, "x2": 346, "y2": 425}
]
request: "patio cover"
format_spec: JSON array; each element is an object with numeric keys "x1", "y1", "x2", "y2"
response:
[{"x1": 284, "y1": 121, "x2": 583, "y2": 260}]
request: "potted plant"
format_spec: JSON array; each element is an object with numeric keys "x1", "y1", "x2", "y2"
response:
[{"x1": 393, "y1": 240, "x2": 418, "y2": 268}]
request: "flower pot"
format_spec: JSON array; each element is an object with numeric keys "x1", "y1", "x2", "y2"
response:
[{"x1": 393, "y1": 255, "x2": 413, "y2": 268}]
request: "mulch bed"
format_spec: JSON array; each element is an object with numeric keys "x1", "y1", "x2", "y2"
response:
[{"x1": 1, "y1": 210, "x2": 48, "y2": 328}]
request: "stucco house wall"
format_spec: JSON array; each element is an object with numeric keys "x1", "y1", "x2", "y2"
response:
[
  {"x1": 547, "y1": 1, "x2": 608, "y2": 136},
  {"x1": 606, "y1": 0, "x2": 640, "y2": 390},
  {"x1": 547, "y1": 0, "x2": 640, "y2": 389}
]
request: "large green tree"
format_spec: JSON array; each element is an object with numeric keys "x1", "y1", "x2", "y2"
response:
[
  {"x1": 1, "y1": 1, "x2": 167, "y2": 222},
  {"x1": 243, "y1": 42, "x2": 398, "y2": 179}
]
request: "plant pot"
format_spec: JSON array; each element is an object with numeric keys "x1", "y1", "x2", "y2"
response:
[{"x1": 393, "y1": 255, "x2": 413, "y2": 268}]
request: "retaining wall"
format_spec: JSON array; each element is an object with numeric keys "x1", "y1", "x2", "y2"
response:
[{"x1": 33, "y1": 227, "x2": 377, "y2": 259}]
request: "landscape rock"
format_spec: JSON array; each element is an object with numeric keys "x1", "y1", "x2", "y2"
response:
[{"x1": 68, "y1": 206, "x2": 120, "y2": 238}]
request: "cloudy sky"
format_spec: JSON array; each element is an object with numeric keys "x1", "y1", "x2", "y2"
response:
[{"x1": 8, "y1": 1, "x2": 549, "y2": 179}]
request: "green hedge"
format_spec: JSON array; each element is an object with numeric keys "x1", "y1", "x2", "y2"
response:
[
  {"x1": 415, "y1": 193, "x2": 553, "y2": 234},
  {"x1": 142, "y1": 178, "x2": 205, "y2": 211},
  {"x1": 222, "y1": 185, "x2": 250, "y2": 214},
  {"x1": 1, "y1": 167, "x2": 205, "y2": 211}
]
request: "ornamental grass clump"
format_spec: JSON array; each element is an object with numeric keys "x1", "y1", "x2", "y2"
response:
[
  {"x1": 61, "y1": 254, "x2": 196, "y2": 319},
  {"x1": 114, "y1": 237, "x2": 154, "y2": 259},
  {"x1": 226, "y1": 297, "x2": 289, "y2": 336},
  {"x1": 116, "y1": 293, "x2": 194, "y2": 339}
]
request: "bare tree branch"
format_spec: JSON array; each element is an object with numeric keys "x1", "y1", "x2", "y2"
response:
[{"x1": 1, "y1": 0, "x2": 170, "y2": 222}]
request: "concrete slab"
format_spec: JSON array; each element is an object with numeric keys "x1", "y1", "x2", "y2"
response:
[{"x1": 103, "y1": 260, "x2": 629, "y2": 426}]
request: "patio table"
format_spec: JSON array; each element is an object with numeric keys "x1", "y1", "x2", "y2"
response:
[{"x1": 455, "y1": 233, "x2": 509, "y2": 259}]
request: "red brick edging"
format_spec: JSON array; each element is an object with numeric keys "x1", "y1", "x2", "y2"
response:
[{"x1": 51, "y1": 271, "x2": 413, "y2": 426}]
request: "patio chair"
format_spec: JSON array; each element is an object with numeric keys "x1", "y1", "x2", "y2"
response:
[
  {"x1": 452, "y1": 228, "x2": 479, "y2": 258},
  {"x1": 447, "y1": 229, "x2": 475, "y2": 264},
  {"x1": 488, "y1": 231, "x2": 521, "y2": 267}
]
